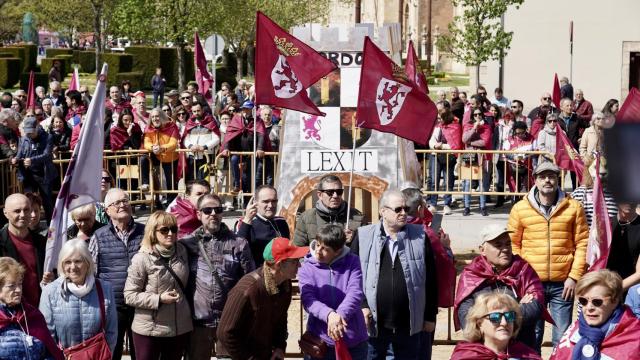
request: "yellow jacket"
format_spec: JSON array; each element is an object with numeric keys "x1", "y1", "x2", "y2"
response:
[
  {"x1": 143, "y1": 123, "x2": 179, "y2": 163},
  {"x1": 508, "y1": 188, "x2": 589, "y2": 282}
]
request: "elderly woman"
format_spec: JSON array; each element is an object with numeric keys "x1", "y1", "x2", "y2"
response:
[
  {"x1": 298, "y1": 224, "x2": 368, "y2": 360},
  {"x1": 550, "y1": 270, "x2": 640, "y2": 359},
  {"x1": 0, "y1": 257, "x2": 64, "y2": 360},
  {"x1": 39, "y1": 240, "x2": 117, "y2": 357},
  {"x1": 579, "y1": 112, "x2": 606, "y2": 161},
  {"x1": 451, "y1": 292, "x2": 541, "y2": 360},
  {"x1": 124, "y1": 211, "x2": 192, "y2": 360},
  {"x1": 66, "y1": 204, "x2": 105, "y2": 241},
  {"x1": 140, "y1": 108, "x2": 180, "y2": 205},
  {"x1": 536, "y1": 113, "x2": 558, "y2": 164}
]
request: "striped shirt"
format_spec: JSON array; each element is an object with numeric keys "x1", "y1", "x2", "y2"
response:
[{"x1": 570, "y1": 186, "x2": 618, "y2": 227}]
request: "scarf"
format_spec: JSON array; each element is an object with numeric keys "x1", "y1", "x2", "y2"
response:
[
  {"x1": 64, "y1": 274, "x2": 95, "y2": 298},
  {"x1": 0, "y1": 303, "x2": 65, "y2": 360},
  {"x1": 451, "y1": 340, "x2": 542, "y2": 360},
  {"x1": 572, "y1": 305, "x2": 625, "y2": 360},
  {"x1": 155, "y1": 243, "x2": 176, "y2": 258},
  {"x1": 315, "y1": 200, "x2": 347, "y2": 222}
]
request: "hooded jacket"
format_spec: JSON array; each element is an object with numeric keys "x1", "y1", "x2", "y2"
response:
[{"x1": 298, "y1": 242, "x2": 368, "y2": 347}]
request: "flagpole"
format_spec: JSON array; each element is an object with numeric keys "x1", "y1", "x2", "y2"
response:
[
  {"x1": 345, "y1": 114, "x2": 357, "y2": 230},
  {"x1": 252, "y1": 104, "x2": 257, "y2": 198}
]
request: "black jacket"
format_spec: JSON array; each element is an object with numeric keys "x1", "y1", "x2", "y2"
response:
[
  {"x1": 236, "y1": 215, "x2": 290, "y2": 267},
  {"x1": 0, "y1": 224, "x2": 47, "y2": 282},
  {"x1": 558, "y1": 112, "x2": 586, "y2": 149}
]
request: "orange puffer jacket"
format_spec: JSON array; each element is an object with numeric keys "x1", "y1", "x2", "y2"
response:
[{"x1": 508, "y1": 188, "x2": 589, "y2": 282}]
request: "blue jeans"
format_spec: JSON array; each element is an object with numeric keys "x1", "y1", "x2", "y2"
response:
[
  {"x1": 230, "y1": 154, "x2": 264, "y2": 192},
  {"x1": 368, "y1": 328, "x2": 423, "y2": 360},
  {"x1": 462, "y1": 164, "x2": 490, "y2": 209},
  {"x1": 152, "y1": 91, "x2": 164, "y2": 109},
  {"x1": 535, "y1": 281, "x2": 574, "y2": 348},
  {"x1": 426, "y1": 154, "x2": 454, "y2": 206},
  {"x1": 304, "y1": 341, "x2": 368, "y2": 360}
]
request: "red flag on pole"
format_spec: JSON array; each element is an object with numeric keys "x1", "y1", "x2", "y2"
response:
[
  {"x1": 255, "y1": 11, "x2": 336, "y2": 116},
  {"x1": 555, "y1": 123, "x2": 584, "y2": 180},
  {"x1": 194, "y1": 32, "x2": 214, "y2": 101},
  {"x1": 616, "y1": 87, "x2": 640, "y2": 123},
  {"x1": 26, "y1": 70, "x2": 36, "y2": 110},
  {"x1": 405, "y1": 40, "x2": 429, "y2": 95},
  {"x1": 552, "y1": 73, "x2": 561, "y2": 109},
  {"x1": 356, "y1": 37, "x2": 438, "y2": 145},
  {"x1": 587, "y1": 153, "x2": 612, "y2": 272},
  {"x1": 68, "y1": 67, "x2": 80, "y2": 91}
]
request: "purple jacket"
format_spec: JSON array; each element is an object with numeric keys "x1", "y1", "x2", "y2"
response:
[{"x1": 298, "y1": 243, "x2": 368, "y2": 347}]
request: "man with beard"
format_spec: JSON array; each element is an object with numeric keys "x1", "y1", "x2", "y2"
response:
[
  {"x1": 105, "y1": 86, "x2": 132, "y2": 118},
  {"x1": 293, "y1": 174, "x2": 364, "y2": 247},
  {"x1": 180, "y1": 193, "x2": 255, "y2": 360},
  {"x1": 183, "y1": 102, "x2": 220, "y2": 180},
  {"x1": 508, "y1": 162, "x2": 589, "y2": 349}
]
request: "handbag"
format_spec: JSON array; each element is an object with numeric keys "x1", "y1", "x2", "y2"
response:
[
  {"x1": 299, "y1": 331, "x2": 328, "y2": 359},
  {"x1": 63, "y1": 281, "x2": 112, "y2": 360}
]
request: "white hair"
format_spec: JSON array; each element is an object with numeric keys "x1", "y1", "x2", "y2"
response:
[
  {"x1": 70, "y1": 203, "x2": 96, "y2": 221},
  {"x1": 103, "y1": 188, "x2": 128, "y2": 208},
  {"x1": 379, "y1": 189, "x2": 406, "y2": 209},
  {"x1": 57, "y1": 239, "x2": 96, "y2": 277}
]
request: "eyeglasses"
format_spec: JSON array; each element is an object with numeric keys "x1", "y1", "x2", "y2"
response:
[
  {"x1": 384, "y1": 205, "x2": 410, "y2": 214},
  {"x1": 578, "y1": 296, "x2": 609, "y2": 307},
  {"x1": 101, "y1": 176, "x2": 111, "y2": 182},
  {"x1": 200, "y1": 206, "x2": 224, "y2": 215},
  {"x1": 156, "y1": 225, "x2": 178, "y2": 235},
  {"x1": 484, "y1": 311, "x2": 516, "y2": 325},
  {"x1": 108, "y1": 199, "x2": 129, "y2": 208},
  {"x1": 542, "y1": 97, "x2": 551, "y2": 100},
  {"x1": 2, "y1": 283, "x2": 22, "y2": 291},
  {"x1": 319, "y1": 189, "x2": 344, "y2": 197}
]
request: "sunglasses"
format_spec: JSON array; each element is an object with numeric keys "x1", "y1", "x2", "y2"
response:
[
  {"x1": 181, "y1": 96, "x2": 191, "y2": 100},
  {"x1": 510, "y1": 106, "x2": 519, "y2": 109},
  {"x1": 484, "y1": 311, "x2": 516, "y2": 325},
  {"x1": 542, "y1": 97, "x2": 551, "y2": 100},
  {"x1": 578, "y1": 296, "x2": 609, "y2": 307},
  {"x1": 319, "y1": 189, "x2": 344, "y2": 197},
  {"x1": 200, "y1": 206, "x2": 224, "y2": 215},
  {"x1": 384, "y1": 205, "x2": 410, "y2": 214},
  {"x1": 101, "y1": 176, "x2": 112, "y2": 182},
  {"x1": 178, "y1": 112, "x2": 188, "y2": 116},
  {"x1": 162, "y1": 108, "x2": 170, "y2": 112},
  {"x1": 474, "y1": 113, "x2": 483, "y2": 117},
  {"x1": 156, "y1": 225, "x2": 178, "y2": 235},
  {"x1": 547, "y1": 120, "x2": 558, "y2": 123},
  {"x1": 478, "y1": 92, "x2": 487, "y2": 96}
]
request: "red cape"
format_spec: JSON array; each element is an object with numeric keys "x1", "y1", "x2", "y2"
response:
[
  {"x1": 451, "y1": 341, "x2": 541, "y2": 360},
  {"x1": 407, "y1": 213, "x2": 456, "y2": 308},
  {"x1": 0, "y1": 302, "x2": 64, "y2": 360},
  {"x1": 65, "y1": 104, "x2": 86, "y2": 121},
  {"x1": 110, "y1": 123, "x2": 142, "y2": 151},
  {"x1": 454, "y1": 254, "x2": 553, "y2": 330},
  {"x1": 221, "y1": 113, "x2": 267, "y2": 150},
  {"x1": 505, "y1": 134, "x2": 535, "y2": 191},
  {"x1": 530, "y1": 118, "x2": 545, "y2": 139},
  {"x1": 169, "y1": 197, "x2": 201, "y2": 239},
  {"x1": 463, "y1": 121, "x2": 493, "y2": 161},
  {"x1": 182, "y1": 114, "x2": 221, "y2": 142},
  {"x1": 550, "y1": 307, "x2": 640, "y2": 360},
  {"x1": 441, "y1": 122, "x2": 463, "y2": 151},
  {"x1": 145, "y1": 121, "x2": 180, "y2": 138}
]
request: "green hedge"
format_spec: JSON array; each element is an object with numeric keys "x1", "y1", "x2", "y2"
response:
[
  {"x1": 76, "y1": 51, "x2": 96, "y2": 74},
  {"x1": 1, "y1": 45, "x2": 37, "y2": 72},
  {"x1": 99, "y1": 53, "x2": 133, "y2": 85},
  {"x1": 21, "y1": 44, "x2": 37, "y2": 72},
  {"x1": 46, "y1": 48, "x2": 73, "y2": 58},
  {"x1": 19, "y1": 72, "x2": 49, "y2": 92},
  {"x1": 115, "y1": 71, "x2": 144, "y2": 90},
  {"x1": 0, "y1": 53, "x2": 13, "y2": 58},
  {"x1": 0, "y1": 58, "x2": 21, "y2": 88},
  {"x1": 41, "y1": 58, "x2": 68, "y2": 81}
]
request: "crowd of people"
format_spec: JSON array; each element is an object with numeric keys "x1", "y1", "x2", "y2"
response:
[{"x1": 0, "y1": 70, "x2": 640, "y2": 360}]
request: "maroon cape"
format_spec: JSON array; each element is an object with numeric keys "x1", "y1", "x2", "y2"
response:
[
  {"x1": 529, "y1": 118, "x2": 545, "y2": 139},
  {"x1": 182, "y1": 114, "x2": 221, "y2": 142},
  {"x1": 550, "y1": 306, "x2": 640, "y2": 360},
  {"x1": 169, "y1": 197, "x2": 200, "y2": 239},
  {"x1": 0, "y1": 302, "x2": 64, "y2": 360},
  {"x1": 110, "y1": 123, "x2": 142, "y2": 151},
  {"x1": 407, "y1": 213, "x2": 456, "y2": 308},
  {"x1": 451, "y1": 341, "x2": 541, "y2": 360},
  {"x1": 65, "y1": 105, "x2": 86, "y2": 121},
  {"x1": 221, "y1": 113, "x2": 268, "y2": 151},
  {"x1": 454, "y1": 254, "x2": 553, "y2": 330},
  {"x1": 441, "y1": 122, "x2": 463, "y2": 151}
]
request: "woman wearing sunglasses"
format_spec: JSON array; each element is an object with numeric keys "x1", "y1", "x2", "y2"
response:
[
  {"x1": 451, "y1": 292, "x2": 541, "y2": 360},
  {"x1": 124, "y1": 211, "x2": 192, "y2": 360},
  {"x1": 550, "y1": 269, "x2": 640, "y2": 360}
]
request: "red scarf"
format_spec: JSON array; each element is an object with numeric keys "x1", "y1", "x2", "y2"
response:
[
  {"x1": 221, "y1": 114, "x2": 267, "y2": 150},
  {"x1": 110, "y1": 123, "x2": 142, "y2": 151},
  {"x1": 182, "y1": 114, "x2": 221, "y2": 142},
  {"x1": 454, "y1": 255, "x2": 553, "y2": 329},
  {"x1": 530, "y1": 118, "x2": 545, "y2": 139},
  {"x1": 0, "y1": 303, "x2": 65, "y2": 360},
  {"x1": 169, "y1": 197, "x2": 200, "y2": 239},
  {"x1": 451, "y1": 341, "x2": 541, "y2": 360}
]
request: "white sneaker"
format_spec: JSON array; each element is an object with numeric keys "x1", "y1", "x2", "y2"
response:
[
  {"x1": 427, "y1": 205, "x2": 437, "y2": 214},
  {"x1": 140, "y1": 184, "x2": 150, "y2": 192},
  {"x1": 443, "y1": 205, "x2": 452, "y2": 215}
]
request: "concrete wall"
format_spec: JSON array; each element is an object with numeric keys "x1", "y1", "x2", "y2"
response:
[{"x1": 482, "y1": 0, "x2": 640, "y2": 113}]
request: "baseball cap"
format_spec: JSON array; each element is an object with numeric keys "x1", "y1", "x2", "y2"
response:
[
  {"x1": 22, "y1": 117, "x2": 38, "y2": 134},
  {"x1": 479, "y1": 224, "x2": 512, "y2": 244},
  {"x1": 240, "y1": 100, "x2": 254, "y2": 109},
  {"x1": 166, "y1": 90, "x2": 179, "y2": 97},
  {"x1": 533, "y1": 161, "x2": 560, "y2": 176},
  {"x1": 263, "y1": 237, "x2": 309, "y2": 263},
  {"x1": 132, "y1": 91, "x2": 145, "y2": 98}
]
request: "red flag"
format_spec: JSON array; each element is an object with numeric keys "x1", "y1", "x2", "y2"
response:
[
  {"x1": 255, "y1": 11, "x2": 336, "y2": 116},
  {"x1": 68, "y1": 67, "x2": 79, "y2": 91},
  {"x1": 26, "y1": 70, "x2": 36, "y2": 110},
  {"x1": 552, "y1": 73, "x2": 561, "y2": 109},
  {"x1": 334, "y1": 339, "x2": 352, "y2": 360},
  {"x1": 356, "y1": 36, "x2": 438, "y2": 145},
  {"x1": 555, "y1": 123, "x2": 584, "y2": 180},
  {"x1": 616, "y1": 87, "x2": 640, "y2": 123},
  {"x1": 405, "y1": 40, "x2": 429, "y2": 94},
  {"x1": 194, "y1": 32, "x2": 214, "y2": 101},
  {"x1": 587, "y1": 153, "x2": 612, "y2": 272}
]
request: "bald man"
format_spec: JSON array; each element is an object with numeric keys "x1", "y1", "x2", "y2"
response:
[{"x1": 0, "y1": 193, "x2": 53, "y2": 306}]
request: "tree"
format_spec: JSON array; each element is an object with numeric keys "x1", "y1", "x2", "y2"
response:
[
  {"x1": 436, "y1": 0, "x2": 524, "y2": 87},
  {"x1": 22, "y1": 0, "x2": 93, "y2": 42},
  {"x1": 0, "y1": 0, "x2": 27, "y2": 42}
]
